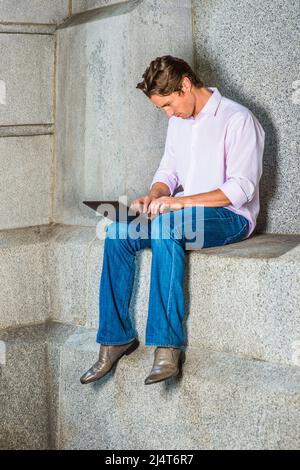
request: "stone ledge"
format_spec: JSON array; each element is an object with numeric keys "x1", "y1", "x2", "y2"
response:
[
  {"x1": 48, "y1": 224, "x2": 300, "y2": 367},
  {"x1": 0, "y1": 322, "x2": 299, "y2": 450},
  {"x1": 194, "y1": 232, "x2": 300, "y2": 259},
  {"x1": 1, "y1": 223, "x2": 299, "y2": 366}
]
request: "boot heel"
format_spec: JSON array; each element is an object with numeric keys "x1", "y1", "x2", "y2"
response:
[
  {"x1": 125, "y1": 339, "x2": 139, "y2": 355},
  {"x1": 180, "y1": 351, "x2": 186, "y2": 365}
]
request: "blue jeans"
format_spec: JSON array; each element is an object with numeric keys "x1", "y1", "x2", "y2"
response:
[{"x1": 96, "y1": 207, "x2": 249, "y2": 350}]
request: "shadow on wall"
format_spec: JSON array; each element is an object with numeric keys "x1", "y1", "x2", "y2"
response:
[{"x1": 194, "y1": 58, "x2": 278, "y2": 236}]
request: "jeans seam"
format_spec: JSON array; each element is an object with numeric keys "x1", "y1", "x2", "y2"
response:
[
  {"x1": 165, "y1": 240, "x2": 175, "y2": 344},
  {"x1": 120, "y1": 257, "x2": 136, "y2": 337}
]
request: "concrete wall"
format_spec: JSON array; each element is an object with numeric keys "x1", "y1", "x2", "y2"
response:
[
  {"x1": 193, "y1": 0, "x2": 300, "y2": 234},
  {"x1": 54, "y1": 0, "x2": 193, "y2": 225},
  {"x1": 1, "y1": 0, "x2": 298, "y2": 233},
  {"x1": 0, "y1": 33, "x2": 56, "y2": 228},
  {"x1": 0, "y1": 136, "x2": 53, "y2": 229},
  {"x1": 0, "y1": 0, "x2": 70, "y2": 24},
  {"x1": 72, "y1": 0, "x2": 129, "y2": 14},
  {"x1": 0, "y1": 3, "x2": 71, "y2": 230}
]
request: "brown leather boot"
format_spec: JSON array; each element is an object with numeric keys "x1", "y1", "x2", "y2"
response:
[
  {"x1": 144, "y1": 347, "x2": 186, "y2": 385},
  {"x1": 80, "y1": 338, "x2": 139, "y2": 384}
]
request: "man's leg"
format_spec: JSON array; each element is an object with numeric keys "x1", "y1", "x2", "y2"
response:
[
  {"x1": 145, "y1": 209, "x2": 187, "y2": 351},
  {"x1": 145, "y1": 206, "x2": 249, "y2": 350},
  {"x1": 96, "y1": 218, "x2": 152, "y2": 345},
  {"x1": 144, "y1": 206, "x2": 249, "y2": 384},
  {"x1": 80, "y1": 217, "x2": 152, "y2": 384}
]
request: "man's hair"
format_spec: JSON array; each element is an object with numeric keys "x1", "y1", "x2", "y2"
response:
[{"x1": 136, "y1": 55, "x2": 204, "y2": 98}]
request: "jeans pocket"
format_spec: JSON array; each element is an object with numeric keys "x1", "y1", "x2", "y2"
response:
[{"x1": 223, "y1": 221, "x2": 249, "y2": 245}]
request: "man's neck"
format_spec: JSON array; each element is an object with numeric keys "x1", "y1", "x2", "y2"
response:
[{"x1": 192, "y1": 87, "x2": 213, "y2": 118}]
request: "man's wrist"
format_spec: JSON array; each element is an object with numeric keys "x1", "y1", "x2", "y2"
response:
[
  {"x1": 149, "y1": 191, "x2": 162, "y2": 199},
  {"x1": 149, "y1": 182, "x2": 171, "y2": 199}
]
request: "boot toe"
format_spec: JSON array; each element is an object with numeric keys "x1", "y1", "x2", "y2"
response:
[
  {"x1": 144, "y1": 368, "x2": 178, "y2": 385},
  {"x1": 80, "y1": 369, "x2": 96, "y2": 384},
  {"x1": 144, "y1": 348, "x2": 185, "y2": 385}
]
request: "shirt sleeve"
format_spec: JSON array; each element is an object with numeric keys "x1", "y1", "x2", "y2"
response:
[
  {"x1": 219, "y1": 111, "x2": 265, "y2": 209},
  {"x1": 149, "y1": 118, "x2": 179, "y2": 196}
]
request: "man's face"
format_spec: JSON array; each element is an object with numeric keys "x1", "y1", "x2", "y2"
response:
[{"x1": 150, "y1": 83, "x2": 195, "y2": 119}]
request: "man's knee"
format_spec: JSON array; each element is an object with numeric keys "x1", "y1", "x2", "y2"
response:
[
  {"x1": 151, "y1": 212, "x2": 183, "y2": 241},
  {"x1": 106, "y1": 221, "x2": 129, "y2": 239}
]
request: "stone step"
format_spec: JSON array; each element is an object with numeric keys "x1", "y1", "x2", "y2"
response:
[
  {"x1": 2, "y1": 323, "x2": 298, "y2": 450},
  {"x1": 0, "y1": 323, "x2": 49, "y2": 449},
  {"x1": 57, "y1": 327, "x2": 300, "y2": 450},
  {"x1": 0, "y1": 322, "x2": 78, "y2": 449}
]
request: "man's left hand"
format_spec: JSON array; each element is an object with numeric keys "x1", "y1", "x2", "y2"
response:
[{"x1": 147, "y1": 196, "x2": 188, "y2": 217}]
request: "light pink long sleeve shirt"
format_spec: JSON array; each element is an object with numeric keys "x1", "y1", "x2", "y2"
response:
[{"x1": 149, "y1": 87, "x2": 265, "y2": 238}]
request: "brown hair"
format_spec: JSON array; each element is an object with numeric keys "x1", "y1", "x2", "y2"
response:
[{"x1": 136, "y1": 55, "x2": 204, "y2": 98}]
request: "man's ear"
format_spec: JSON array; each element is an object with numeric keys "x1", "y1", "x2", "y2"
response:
[{"x1": 181, "y1": 76, "x2": 190, "y2": 91}]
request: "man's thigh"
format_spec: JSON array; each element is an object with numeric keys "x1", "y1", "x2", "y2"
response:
[
  {"x1": 105, "y1": 218, "x2": 152, "y2": 250},
  {"x1": 199, "y1": 207, "x2": 248, "y2": 249},
  {"x1": 150, "y1": 206, "x2": 248, "y2": 250}
]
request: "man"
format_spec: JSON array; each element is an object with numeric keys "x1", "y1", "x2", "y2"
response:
[{"x1": 80, "y1": 55, "x2": 265, "y2": 386}]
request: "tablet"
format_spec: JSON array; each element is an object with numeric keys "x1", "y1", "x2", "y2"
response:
[{"x1": 83, "y1": 200, "x2": 151, "y2": 223}]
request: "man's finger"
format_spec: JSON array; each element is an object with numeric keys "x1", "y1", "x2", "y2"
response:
[{"x1": 143, "y1": 198, "x2": 149, "y2": 213}]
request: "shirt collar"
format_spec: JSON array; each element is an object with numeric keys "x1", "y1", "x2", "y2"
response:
[{"x1": 189, "y1": 86, "x2": 222, "y2": 120}]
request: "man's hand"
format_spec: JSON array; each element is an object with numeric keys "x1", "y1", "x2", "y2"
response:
[
  {"x1": 147, "y1": 196, "x2": 186, "y2": 217},
  {"x1": 129, "y1": 195, "x2": 157, "y2": 218}
]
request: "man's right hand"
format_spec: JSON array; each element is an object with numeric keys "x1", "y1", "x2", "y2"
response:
[
  {"x1": 129, "y1": 195, "x2": 156, "y2": 217},
  {"x1": 130, "y1": 183, "x2": 171, "y2": 219}
]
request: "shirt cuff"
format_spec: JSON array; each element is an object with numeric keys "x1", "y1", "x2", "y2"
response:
[
  {"x1": 149, "y1": 173, "x2": 177, "y2": 196},
  {"x1": 219, "y1": 179, "x2": 249, "y2": 209}
]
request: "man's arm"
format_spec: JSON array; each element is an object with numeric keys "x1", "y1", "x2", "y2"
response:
[
  {"x1": 183, "y1": 188, "x2": 231, "y2": 207},
  {"x1": 148, "y1": 111, "x2": 265, "y2": 215},
  {"x1": 149, "y1": 182, "x2": 171, "y2": 198},
  {"x1": 146, "y1": 189, "x2": 230, "y2": 216},
  {"x1": 184, "y1": 112, "x2": 265, "y2": 209},
  {"x1": 217, "y1": 112, "x2": 265, "y2": 209}
]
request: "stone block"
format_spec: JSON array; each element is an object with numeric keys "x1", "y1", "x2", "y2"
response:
[
  {"x1": 193, "y1": 0, "x2": 300, "y2": 234},
  {"x1": 54, "y1": 0, "x2": 193, "y2": 225},
  {"x1": 0, "y1": 135, "x2": 53, "y2": 229},
  {"x1": 0, "y1": 34, "x2": 54, "y2": 125},
  {"x1": 0, "y1": 225, "x2": 51, "y2": 329},
  {"x1": 0, "y1": 0, "x2": 69, "y2": 24}
]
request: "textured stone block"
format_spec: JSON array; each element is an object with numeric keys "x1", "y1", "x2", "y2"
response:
[
  {"x1": 0, "y1": 0, "x2": 69, "y2": 24},
  {"x1": 193, "y1": 0, "x2": 300, "y2": 234},
  {"x1": 45, "y1": 322, "x2": 79, "y2": 449},
  {"x1": 54, "y1": 0, "x2": 193, "y2": 225},
  {"x1": 47, "y1": 225, "x2": 300, "y2": 367},
  {"x1": 48, "y1": 224, "x2": 99, "y2": 326},
  {"x1": 0, "y1": 34, "x2": 54, "y2": 125},
  {"x1": 0, "y1": 320, "x2": 299, "y2": 450},
  {"x1": 57, "y1": 328, "x2": 300, "y2": 450},
  {"x1": 72, "y1": 0, "x2": 128, "y2": 14},
  {"x1": 0, "y1": 324, "x2": 49, "y2": 449},
  {"x1": 0, "y1": 135, "x2": 53, "y2": 229},
  {"x1": 187, "y1": 242, "x2": 300, "y2": 366},
  {"x1": 0, "y1": 225, "x2": 51, "y2": 329}
]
